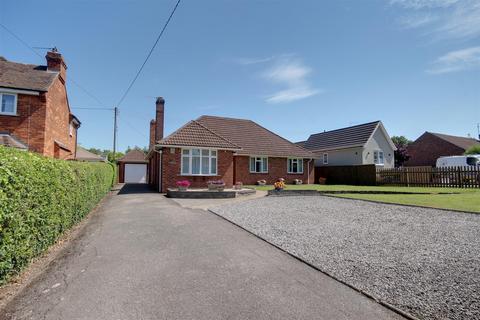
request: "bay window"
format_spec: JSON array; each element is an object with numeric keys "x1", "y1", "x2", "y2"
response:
[
  {"x1": 250, "y1": 156, "x2": 268, "y2": 173},
  {"x1": 181, "y1": 148, "x2": 217, "y2": 175},
  {"x1": 287, "y1": 158, "x2": 303, "y2": 174},
  {"x1": 0, "y1": 93, "x2": 17, "y2": 115}
]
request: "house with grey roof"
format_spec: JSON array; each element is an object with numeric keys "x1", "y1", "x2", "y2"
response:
[
  {"x1": 299, "y1": 121, "x2": 396, "y2": 168},
  {"x1": 0, "y1": 50, "x2": 80, "y2": 159}
]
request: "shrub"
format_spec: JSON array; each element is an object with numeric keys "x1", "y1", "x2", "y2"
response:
[
  {"x1": 176, "y1": 180, "x2": 191, "y2": 188},
  {"x1": 0, "y1": 146, "x2": 114, "y2": 283},
  {"x1": 465, "y1": 145, "x2": 480, "y2": 155}
]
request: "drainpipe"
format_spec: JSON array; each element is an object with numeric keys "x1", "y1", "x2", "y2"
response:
[{"x1": 153, "y1": 148, "x2": 163, "y2": 192}]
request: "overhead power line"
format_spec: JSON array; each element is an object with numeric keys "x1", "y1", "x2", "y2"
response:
[
  {"x1": 0, "y1": 22, "x2": 105, "y2": 106},
  {"x1": 116, "y1": 0, "x2": 181, "y2": 107}
]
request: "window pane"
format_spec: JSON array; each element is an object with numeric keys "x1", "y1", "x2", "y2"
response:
[
  {"x1": 211, "y1": 150, "x2": 217, "y2": 157},
  {"x1": 181, "y1": 156, "x2": 189, "y2": 174},
  {"x1": 192, "y1": 149, "x2": 200, "y2": 156},
  {"x1": 379, "y1": 152, "x2": 384, "y2": 164},
  {"x1": 298, "y1": 159, "x2": 303, "y2": 172},
  {"x1": 250, "y1": 157, "x2": 255, "y2": 172},
  {"x1": 1, "y1": 95, "x2": 15, "y2": 113},
  {"x1": 201, "y1": 155, "x2": 209, "y2": 174},
  {"x1": 262, "y1": 158, "x2": 268, "y2": 172},
  {"x1": 287, "y1": 159, "x2": 292, "y2": 172},
  {"x1": 202, "y1": 149, "x2": 209, "y2": 156},
  {"x1": 182, "y1": 149, "x2": 189, "y2": 155},
  {"x1": 374, "y1": 151, "x2": 379, "y2": 164},
  {"x1": 256, "y1": 160, "x2": 262, "y2": 172},
  {"x1": 211, "y1": 157, "x2": 217, "y2": 174},
  {"x1": 192, "y1": 156, "x2": 200, "y2": 174}
]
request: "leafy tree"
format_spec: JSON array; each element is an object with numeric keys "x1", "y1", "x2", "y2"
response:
[
  {"x1": 391, "y1": 135, "x2": 412, "y2": 167},
  {"x1": 125, "y1": 145, "x2": 147, "y2": 154},
  {"x1": 465, "y1": 145, "x2": 480, "y2": 155}
]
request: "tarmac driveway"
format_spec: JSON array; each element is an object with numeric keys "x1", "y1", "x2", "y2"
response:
[{"x1": 0, "y1": 184, "x2": 404, "y2": 320}]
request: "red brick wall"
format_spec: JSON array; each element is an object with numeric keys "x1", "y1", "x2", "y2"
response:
[
  {"x1": 405, "y1": 133, "x2": 465, "y2": 167},
  {"x1": 0, "y1": 93, "x2": 47, "y2": 154},
  {"x1": 44, "y1": 78, "x2": 77, "y2": 159},
  {"x1": 159, "y1": 147, "x2": 234, "y2": 192},
  {"x1": 234, "y1": 156, "x2": 315, "y2": 185}
]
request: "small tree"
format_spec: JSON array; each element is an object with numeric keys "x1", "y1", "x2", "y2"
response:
[
  {"x1": 391, "y1": 136, "x2": 412, "y2": 167},
  {"x1": 465, "y1": 145, "x2": 480, "y2": 155}
]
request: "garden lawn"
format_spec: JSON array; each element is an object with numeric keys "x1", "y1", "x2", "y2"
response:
[{"x1": 248, "y1": 184, "x2": 480, "y2": 213}]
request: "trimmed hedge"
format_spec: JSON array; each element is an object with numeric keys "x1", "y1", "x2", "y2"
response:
[{"x1": 0, "y1": 146, "x2": 115, "y2": 283}]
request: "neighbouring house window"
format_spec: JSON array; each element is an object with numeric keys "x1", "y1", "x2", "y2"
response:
[
  {"x1": 323, "y1": 153, "x2": 328, "y2": 164},
  {"x1": 250, "y1": 156, "x2": 268, "y2": 173},
  {"x1": 374, "y1": 150, "x2": 384, "y2": 165},
  {"x1": 0, "y1": 93, "x2": 17, "y2": 115},
  {"x1": 287, "y1": 158, "x2": 303, "y2": 174},
  {"x1": 181, "y1": 148, "x2": 217, "y2": 175}
]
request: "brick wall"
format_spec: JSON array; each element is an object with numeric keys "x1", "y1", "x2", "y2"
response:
[
  {"x1": 0, "y1": 93, "x2": 47, "y2": 154},
  {"x1": 159, "y1": 147, "x2": 234, "y2": 192},
  {"x1": 405, "y1": 132, "x2": 465, "y2": 167},
  {"x1": 44, "y1": 78, "x2": 77, "y2": 159},
  {"x1": 234, "y1": 156, "x2": 315, "y2": 185}
]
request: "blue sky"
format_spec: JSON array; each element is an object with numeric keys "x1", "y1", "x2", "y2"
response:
[{"x1": 1, "y1": 0, "x2": 479, "y2": 151}]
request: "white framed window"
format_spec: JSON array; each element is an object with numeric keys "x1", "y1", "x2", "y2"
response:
[
  {"x1": 287, "y1": 158, "x2": 303, "y2": 174},
  {"x1": 250, "y1": 156, "x2": 268, "y2": 173},
  {"x1": 374, "y1": 150, "x2": 384, "y2": 165},
  {"x1": 0, "y1": 93, "x2": 17, "y2": 115},
  {"x1": 323, "y1": 153, "x2": 328, "y2": 164},
  {"x1": 181, "y1": 148, "x2": 217, "y2": 175}
]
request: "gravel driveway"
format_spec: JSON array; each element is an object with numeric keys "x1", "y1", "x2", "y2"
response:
[{"x1": 210, "y1": 196, "x2": 480, "y2": 320}]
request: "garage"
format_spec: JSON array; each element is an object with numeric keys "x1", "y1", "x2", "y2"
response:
[{"x1": 117, "y1": 150, "x2": 148, "y2": 184}]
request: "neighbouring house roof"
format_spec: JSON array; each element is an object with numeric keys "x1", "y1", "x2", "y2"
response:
[
  {"x1": 0, "y1": 57, "x2": 58, "y2": 92},
  {"x1": 75, "y1": 147, "x2": 106, "y2": 162},
  {"x1": 427, "y1": 132, "x2": 480, "y2": 151},
  {"x1": 302, "y1": 121, "x2": 393, "y2": 152},
  {"x1": 158, "y1": 120, "x2": 241, "y2": 150},
  {"x1": 117, "y1": 149, "x2": 148, "y2": 163},
  {"x1": 0, "y1": 133, "x2": 27, "y2": 150},
  {"x1": 195, "y1": 115, "x2": 315, "y2": 158}
]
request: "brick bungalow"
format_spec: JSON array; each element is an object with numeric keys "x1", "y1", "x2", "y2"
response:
[
  {"x1": 147, "y1": 98, "x2": 315, "y2": 192},
  {"x1": 0, "y1": 50, "x2": 80, "y2": 159},
  {"x1": 405, "y1": 132, "x2": 480, "y2": 167}
]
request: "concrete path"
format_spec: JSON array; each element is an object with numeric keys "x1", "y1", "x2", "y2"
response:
[{"x1": 1, "y1": 184, "x2": 404, "y2": 320}]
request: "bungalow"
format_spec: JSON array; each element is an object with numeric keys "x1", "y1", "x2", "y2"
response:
[
  {"x1": 298, "y1": 121, "x2": 396, "y2": 168},
  {"x1": 147, "y1": 98, "x2": 315, "y2": 192},
  {"x1": 0, "y1": 50, "x2": 80, "y2": 159}
]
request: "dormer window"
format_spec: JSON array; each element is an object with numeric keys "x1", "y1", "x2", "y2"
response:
[{"x1": 0, "y1": 93, "x2": 17, "y2": 115}]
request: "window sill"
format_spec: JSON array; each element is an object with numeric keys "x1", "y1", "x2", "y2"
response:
[
  {"x1": 0, "y1": 113, "x2": 18, "y2": 117},
  {"x1": 287, "y1": 172, "x2": 304, "y2": 175},
  {"x1": 249, "y1": 172, "x2": 269, "y2": 174},
  {"x1": 179, "y1": 174, "x2": 219, "y2": 177}
]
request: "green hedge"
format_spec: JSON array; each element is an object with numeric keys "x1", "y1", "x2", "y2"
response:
[{"x1": 0, "y1": 146, "x2": 115, "y2": 283}]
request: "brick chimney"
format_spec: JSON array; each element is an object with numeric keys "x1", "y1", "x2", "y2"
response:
[
  {"x1": 46, "y1": 49, "x2": 67, "y2": 83},
  {"x1": 149, "y1": 119, "x2": 156, "y2": 150},
  {"x1": 155, "y1": 97, "x2": 165, "y2": 142}
]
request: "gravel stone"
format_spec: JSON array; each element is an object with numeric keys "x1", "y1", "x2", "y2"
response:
[{"x1": 211, "y1": 196, "x2": 480, "y2": 320}]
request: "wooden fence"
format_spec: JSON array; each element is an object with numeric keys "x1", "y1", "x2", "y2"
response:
[{"x1": 376, "y1": 166, "x2": 480, "y2": 188}]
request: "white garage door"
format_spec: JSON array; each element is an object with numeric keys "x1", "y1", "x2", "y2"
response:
[{"x1": 124, "y1": 164, "x2": 147, "y2": 183}]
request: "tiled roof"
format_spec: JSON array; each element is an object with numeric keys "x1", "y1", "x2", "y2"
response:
[
  {"x1": 196, "y1": 116, "x2": 315, "y2": 158},
  {"x1": 158, "y1": 120, "x2": 241, "y2": 150},
  {"x1": 429, "y1": 132, "x2": 480, "y2": 151},
  {"x1": 0, "y1": 133, "x2": 27, "y2": 149},
  {"x1": 118, "y1": 149, "x2": 148, "y2": 163},
  {"x1": 0, "y1": 58, "x2": 57, "y2": 92},
  {"x1": 75, "y1": 147, "x2": 106, "y2": 162},
  {"x1": 303, "y1": 121, "x2": 380, "y2": 151}
]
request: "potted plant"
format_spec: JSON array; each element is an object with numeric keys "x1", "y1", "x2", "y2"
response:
[
  {"x1": 207, "y1": 180, "x2": 226, "y2": 191},
  {"x1": 293, "y1": 179, "x2": 303, "y2": 185},
  {"x1": 176, "y1": 180, "x2": 191, "y2": 191},
  {"x1": 274, "y1": 178, "x2": 285, "y2": 191},
  {"x1": 256, "y1": 180, "x2": 267, "y2": 186},
  {"x1": 318, "y1": 177, "x2": 327, "y2": 185}
]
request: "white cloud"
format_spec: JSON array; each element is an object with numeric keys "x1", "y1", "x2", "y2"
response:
[
  {"x1": 392, "y1": 0, "x2": 480, "y2": 40},
  {"x1": 233, "y1": 56, "x2": 275, "y2": 65},
  {"x1": 262, "y1": 57, "x2": 321, "y2": 104},
  {"x1": 427, "y1": 46, "x2": 480, "y2": 74}
]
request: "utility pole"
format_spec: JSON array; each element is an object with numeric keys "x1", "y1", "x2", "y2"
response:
[
  {"x1": 477, "y1": 123, "x2": 479, "y2": 140},
  {"x1": 113, "y1": 107, "x2": 118, "y2": 161}
]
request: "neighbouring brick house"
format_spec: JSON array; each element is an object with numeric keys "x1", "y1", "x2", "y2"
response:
[
  {"x1": 147, "y1": 98, "x2": 315, "y2": 192},
  {"x1": 0, "y1": 50, "x2": 80, "y2": 159},
  {"x1": 405, "y1": 132, "x2": 480, "y2": 167}
]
